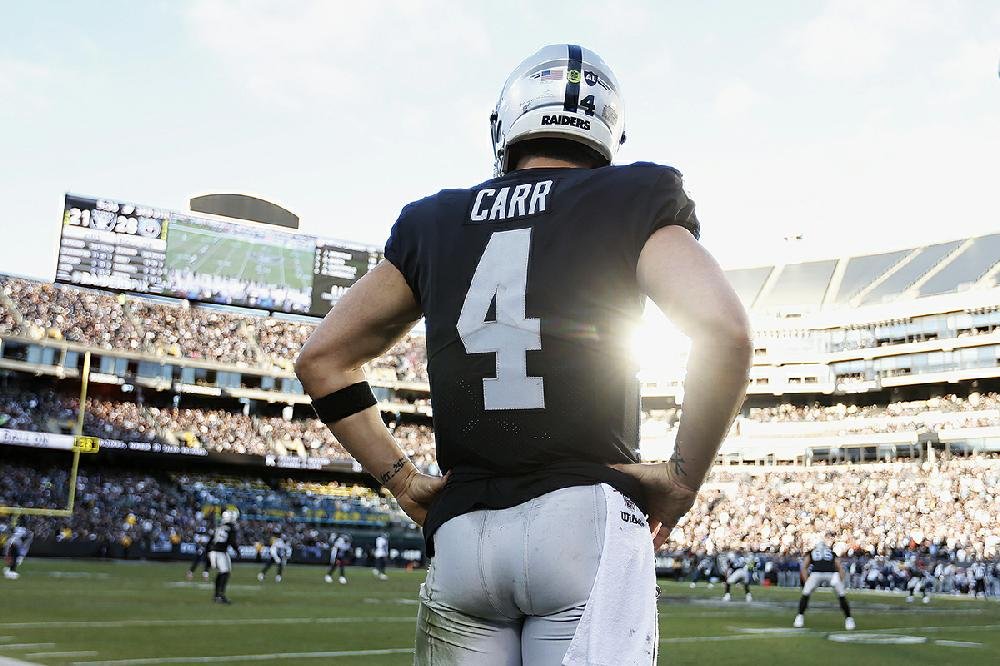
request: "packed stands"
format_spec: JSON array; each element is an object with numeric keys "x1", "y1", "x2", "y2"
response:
[
  {"x1": 4, "y1": 241, "x2": 1000, "y2": 567},
  {"x1": 4, "y1": 457, "x2": 997, "y2": 563},
  {"x1": 647, "y1": 392, "x2": 1000, "y2": 435},
  {"x1": 0, "y1": 275, "x2": 429, "y2": 379},
  {"x1": 1, "y1": 278, "x2": 144, "y2": 350},
  {"x1": 0, "y1": 387, "x2": 437, "y2": 467},
  {"x1": 6, "y1": 384, "x2": 1000, "y2": 467},
  {"x1": 0, "y1": 464, "x2": 409, "y2": 550},
  {"x1": 674, "y1": 456, "x2": 1000, "y2": 560}
]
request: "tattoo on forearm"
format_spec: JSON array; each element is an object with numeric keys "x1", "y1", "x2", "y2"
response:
[
  {"x1": 669, "y1": 450, "x2": 688, "y2": 479},
  {"x1": 379, "y1": 457, "x2": 408, "y2": 486}
]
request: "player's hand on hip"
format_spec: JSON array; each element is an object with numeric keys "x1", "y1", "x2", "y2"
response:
[
  {"x1": 610, "y1": 462, "x2": 698, "y2": 551},
  {"x1": 387, "y1": 468, "x2": 449, "y2": 527}
]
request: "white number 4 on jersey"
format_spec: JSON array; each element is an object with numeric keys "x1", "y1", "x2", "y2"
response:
[{"x1": 457, "y1": 228, "x2": 545, "y2": 410}]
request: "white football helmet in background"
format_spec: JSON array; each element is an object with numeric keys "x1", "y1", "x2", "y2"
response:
[
  {"x1": 221, "y1": 509, "x2": 239, "y2": 524},
  {"x1": 491, "y1": 44, "x2": 626, "y2": 176}
]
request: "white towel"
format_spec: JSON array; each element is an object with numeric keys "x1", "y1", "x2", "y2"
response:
[{"x1": 563, "y1": 483, "x2": 659, "y2": 665}]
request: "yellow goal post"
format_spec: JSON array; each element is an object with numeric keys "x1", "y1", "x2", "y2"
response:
[{"x1": 0, "y1": 351, "x2": 99, "y2": 528}]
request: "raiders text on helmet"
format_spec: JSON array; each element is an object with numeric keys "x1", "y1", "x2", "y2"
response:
[{"x1": 491, "y1": 44, "x2": 626, "y2": 176}]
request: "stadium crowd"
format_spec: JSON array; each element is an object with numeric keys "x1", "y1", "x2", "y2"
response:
[
  {"x1": 0, "y1": 388, "x2": 437, "y2": 467},
  {"x1": 3, "y1": 456, "x2": 997, "y2": 566},
  {"x1": 4, "y1": 385, "x2": 998, "y2": 473},
  {"x1": 643, "y1": 391, "x2": 1000, "y2": 437},
  {"x1": 3, "y1": 274, "x2": 1000, "y2": 575},
  {"x1": 674, "y1": 456, "x2": 1000, "y2": 560},
  {"x1": 746, "y1": 392, "x2": 1000, "y2": 424},
  {"x1": 0, "y1": 464, "x2": 407, "y2": 552},
  {"x1": 0, "y1": 275, "x2": 428, "y2": 380}
]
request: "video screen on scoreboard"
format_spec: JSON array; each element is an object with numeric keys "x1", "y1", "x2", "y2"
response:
[
  {"x1": 310, "y1": 241, "x2": 383, "y2": 315},
  {"x1": 57, "y1": 195, "x2": 169, "y2": 292},
  {"x1": 163, "y1": 217, "x2": 316, "y2": 314},
  {"x1": 56, "y1": 193, "x2": 382, "y2": 316}
]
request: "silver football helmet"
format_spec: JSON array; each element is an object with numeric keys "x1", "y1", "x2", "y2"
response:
[
  {"x1": 491, "y1": 44, "x2": 626, "y2": 176},
  {"x1": 221, "y1": 509, "x2": 239, "y2": 524}
]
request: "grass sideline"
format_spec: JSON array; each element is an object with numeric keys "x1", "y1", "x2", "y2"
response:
[{"x1": 0, "y1": 559, "x2": 997, "y2": 665}]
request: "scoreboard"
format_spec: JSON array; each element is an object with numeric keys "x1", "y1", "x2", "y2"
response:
[
  {"x1": 57, "y1": 196, "x2": 169, "y2": 292},
  {"x1": 56, "y1": 194, "x2": 382, "y2": 316},
  {"x1": 310, "y1": 240, "x2": 382, "y2": 314}
]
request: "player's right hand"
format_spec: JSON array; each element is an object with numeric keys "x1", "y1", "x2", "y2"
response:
[
  {"x1": 610, "y1": 462, "x2": 698, "y2": 551},
  {"x1": 388, "y1": 469, "x2": 449, "y2": 527}
]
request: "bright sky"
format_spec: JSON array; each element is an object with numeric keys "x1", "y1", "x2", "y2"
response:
[{"x1": 1, "y1": 0, "x2": 998, "y2": 281}]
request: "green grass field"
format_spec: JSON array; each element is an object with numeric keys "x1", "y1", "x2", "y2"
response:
[
  {"x1": 166, "y1": 221, "x2": 313, "y2": 291},
  {"x1": 1, "y1": 560, "x2": 998, "y2": 665}
]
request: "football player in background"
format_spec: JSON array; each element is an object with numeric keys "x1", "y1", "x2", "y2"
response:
[
  {"x1": 970, "y1": 560, "x2": 988, "y2": 599},
  {"x1": 325, "y1": 531, "x2": 352, "y2": 584},
  {"x1": 258, "y1": 532, "x2": 291, "y2": 583},
  {"x1": 721, "y1": 549, "x2": 754, "y2": 602},
  {"x1": 905, "y1": 556, "x2": 932, "y2": 604},
  {"x1": 186, "y1": 521, "x2": 211, "y2": 581},
  {"x1": 3, "y1": 523, "x2": 33, "y2": 580},
  {"x1": 372, "y1": 533, "x2": 389, "y2": 581},
  {"x1": 794, "y1": 539, "x2": 855, "y2": 630},
  {"x1": 689, "y1": 550, "x2": 715, "y2": 589},
  {"x1": 296, "y1": 44, "x2": 751, "y2": 664},
  {"x1": 863, "y1": 557, "x2": 884, "y2": 589},
  {"x1": 209, "y1": 510, "x2": 239, "y2": 604}
]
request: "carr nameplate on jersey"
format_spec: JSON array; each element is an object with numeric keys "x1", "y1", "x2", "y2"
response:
[{"x1": 467, "y1": 179, "x2": 555, "y2": 224}]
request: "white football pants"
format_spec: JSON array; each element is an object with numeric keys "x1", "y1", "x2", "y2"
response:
[{"x1": 414, "y1": 483, "x2": 656, "y2": 665}]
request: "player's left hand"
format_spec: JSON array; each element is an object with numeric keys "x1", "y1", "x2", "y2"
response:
[
  {"x1": 610, "y1": 462, "x2": 698, "y2": 551},
  {"x1": 387, "y1": 469, "x2": 449, "y2": 527}
]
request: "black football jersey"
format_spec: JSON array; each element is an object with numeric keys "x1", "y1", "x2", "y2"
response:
[
  {"x1": 210, "y1": 523, "x2": 238, "y2": 552},
  {"x1": 809, "y1": 543, "x2": 838, "y2": 573},
  {"x1": 384, "y1": 162, "x2": 699, "y2": 552}
]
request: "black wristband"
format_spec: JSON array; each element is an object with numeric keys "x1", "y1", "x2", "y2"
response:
[{"x1": 312, "y1": 382, "x2": 377, "y2": 423}]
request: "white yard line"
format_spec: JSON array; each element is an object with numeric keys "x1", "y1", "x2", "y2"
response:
[
  {"x1": 0, "y1": 617, "x2": 414, "y2": 631},
  {"x1": 27, "y1": 653, "x2": 99, "y2": 659},
  {"x1": 667, "y1": 623, "x2": 1000, "y2": 645},
  {"x1": 0, "y1": 646, "x2": 55, "y2": 652},
  {"x1": 0, "y1": 657, "x2": 44, "y2": 666},
  {"x1": 880, "y1": 623, "x2": 1000, "y2": 633},
  {"x1": 933, "y1": 640, "x2": 982, "y2": 648},
  {"x1": 661, "y1": 634, "x2": 790, "y2": 644},
  {"x1": 72, "y1": 648, "x2": 415, "y2": 665}
]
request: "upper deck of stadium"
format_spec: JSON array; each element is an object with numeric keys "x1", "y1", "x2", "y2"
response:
[{"x1": 726, "y1": 232, "x2": 1000, "y2": 314}]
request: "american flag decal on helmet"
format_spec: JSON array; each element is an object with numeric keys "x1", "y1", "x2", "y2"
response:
[{"x1": 531, "y1": 69, "x2": 564, "y2": 81}]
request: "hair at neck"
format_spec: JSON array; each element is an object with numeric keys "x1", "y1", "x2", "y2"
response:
[{"x1": 508, "y1": 137, "x2": 608, "y2": 171}]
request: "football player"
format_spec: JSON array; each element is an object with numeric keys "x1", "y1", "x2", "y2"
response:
[
  {"x1": 863, "y1": 557, "x2": 883, "y2": 590},
  {"x1": 970, "y1": 561, "x2": 988, "y2": 599},
  {"x1": 209, "y1": 510, "x2": 239, "y2": 604},
  {"x1": 296, "y1": 44, "x2": 751, "y2": 664},
  {"x1": 257, "y1": 533, "x2": 291, "y2": 583},
  {"x1": 3, "y1": 524, "x2": 33, "y2": 580},
  {"x1": 721, "y1": 549, "x2": 754, "y2": 602},
  {"x1": 325, "y1": 532, "x2": 352, "y2": 584},
  {"x1": 794, "y1": 539, "x2": 855, "y2": 630},
  {"x1": 689, "y1": 550, "x2": 715, "y2": 588},
  {"x1": 905, "y1": 557, "x2": 931, "y2": 604},
  {"x1": 372, "y1": 533, "x2": 389, "y2": 581},
  {"x1": 186, "y1": 522, "x2": 211, "y2": 581}
]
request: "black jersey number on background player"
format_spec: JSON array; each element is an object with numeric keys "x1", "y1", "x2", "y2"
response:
[{"x1": 457, "y1": 228, "x2": 544, "y2": 410}]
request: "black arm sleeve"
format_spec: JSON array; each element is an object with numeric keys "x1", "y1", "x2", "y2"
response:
[
  {"x1": 384, "y1": 204, "x2": 423, "y2": 303},
  {"x1": 629, "y1": 167, "x2": 700, "y2": 266}
]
